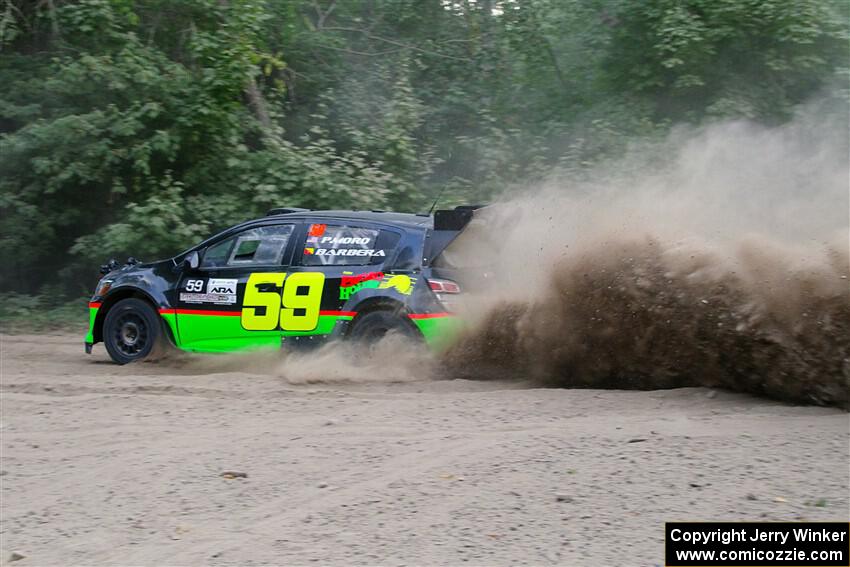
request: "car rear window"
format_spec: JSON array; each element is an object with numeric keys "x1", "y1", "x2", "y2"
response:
[{"x1": 302, "y1": 223, "x2": 399, "y2": 266}]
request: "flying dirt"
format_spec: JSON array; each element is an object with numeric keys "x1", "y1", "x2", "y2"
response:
[
  {"x1": 439, "y1": 108, "x2": 850, "y2": 408},
  {"x1": 442, "y1": 234, "x2": 849, "y2": 407}
]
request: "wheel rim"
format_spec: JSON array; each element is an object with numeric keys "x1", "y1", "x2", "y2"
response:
[
  {"x1": 363, "y1": 325, "x2": 389, "y2": 342},
  {"x1": 112, "y1": 313, "x2": 149, "y2": 356}
]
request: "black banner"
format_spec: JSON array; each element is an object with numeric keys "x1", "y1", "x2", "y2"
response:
[{"x1": 665, "y1": 522, "x2": 849, "y2": 566}]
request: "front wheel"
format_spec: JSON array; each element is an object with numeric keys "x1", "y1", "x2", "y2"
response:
[{"x1": 103, "y1": 298, "x2": 166, "y2": 364}]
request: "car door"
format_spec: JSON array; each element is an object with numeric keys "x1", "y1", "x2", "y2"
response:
[
  {"x1": 175, "y1": 223, "x2": 297, "y2": 352},
  {"x1": 282, "y1": 220, "x2": 405, "y2": 343}
]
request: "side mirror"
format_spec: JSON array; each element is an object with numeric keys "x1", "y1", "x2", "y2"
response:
[{"x1": 183, "y1": 251, "x2": 200, "y2": 270}]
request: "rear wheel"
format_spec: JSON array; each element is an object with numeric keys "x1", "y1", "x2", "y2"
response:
[
  {"x1": 348, "y1": 310, "x2": 421, "y2": 343},
  {"x1": 103, "y1": 298, "x2": 166, "y2": 364}
]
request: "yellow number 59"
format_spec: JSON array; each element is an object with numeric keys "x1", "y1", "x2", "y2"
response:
[
  {"x1": 280, "y1": 272, "x2": 324, "y2": 331},
  {"x1": 241, "y1": 272, "x2": 325, "y2": 332}
]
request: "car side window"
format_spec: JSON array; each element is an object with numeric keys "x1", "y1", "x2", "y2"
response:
[
  {"x1": 201, "y1": 225, "x2": 294, "y2": 268},
  {"x1": 202, "y1": 238, "x2": 233, "y2": 267},
  {"x1": 302, "y1": 223, "x2": 400, "y2": 266}
]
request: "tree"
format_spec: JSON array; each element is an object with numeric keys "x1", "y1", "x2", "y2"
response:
[
  {"x1": 602, "y1": 0, "x2": 849, "y2": 122},
  {"x1": 0, "y1": 0, "x2": 845, "y2": 296}
]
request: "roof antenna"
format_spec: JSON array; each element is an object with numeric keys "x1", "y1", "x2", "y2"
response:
[{"x1": 427, "y1": 186, "x2": 447, "y2": 216}]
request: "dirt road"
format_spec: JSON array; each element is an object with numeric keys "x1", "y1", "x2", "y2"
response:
[{"x1": 1, "y1": 334, "x2": 847, "y2": 566}]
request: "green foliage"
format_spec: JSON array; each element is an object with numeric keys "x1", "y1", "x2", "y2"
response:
[
  {"x1": 0, "y1": 0, "x2": 846, "y2": 299},
  {"x1": 0, "y1": 293, "x2": 88, "y2": 332},
  {"x1": 604, "y1": 0, "x2": 849, "y2": 121}
]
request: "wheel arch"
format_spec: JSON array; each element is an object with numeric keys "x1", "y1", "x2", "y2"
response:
[
  {"x1": 346, "y1": 296, "x2": 419, "y2": 338},
  {"x1": 93, "y1": 288, "x2": 175, "y2": 345}
]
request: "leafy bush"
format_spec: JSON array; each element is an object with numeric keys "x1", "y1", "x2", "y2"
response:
[
  {"x1": 1, "y1": 0, "x2": 846, "y2": 303},
  {"x1": 0, "y1": 294, "x2": 88, "y2": 332}
]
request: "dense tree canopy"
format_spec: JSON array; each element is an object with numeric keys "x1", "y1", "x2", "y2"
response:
[{"x1": 1, "y1": 0, "x2": 847, "y2": 296}]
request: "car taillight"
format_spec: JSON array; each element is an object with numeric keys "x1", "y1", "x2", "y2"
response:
[{"x1": 427, "y1": 278, "x2": 461, "y2": 294}]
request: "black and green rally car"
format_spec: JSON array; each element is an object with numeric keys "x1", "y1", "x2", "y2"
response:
[{"x1": 86, "y1": 206, "x2": 479, "y2": 364}]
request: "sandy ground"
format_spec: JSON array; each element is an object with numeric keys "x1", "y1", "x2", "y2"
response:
[{"x1": 0, "y1": 333, "x2": 848, "y2": 566}]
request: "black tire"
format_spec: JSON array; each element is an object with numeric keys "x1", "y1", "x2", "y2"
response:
[
  {"x1": 103, "y1": 298, "x2": 166, "y2": 364},
  {"x1": 348, "y1": 310, "x2": 421, "y2": 344}
]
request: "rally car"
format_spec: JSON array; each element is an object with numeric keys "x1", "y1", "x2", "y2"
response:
[{"x1": 86, "y1": 206, "x2": 478, "y2": 364}]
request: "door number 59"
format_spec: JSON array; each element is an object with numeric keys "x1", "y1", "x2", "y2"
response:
[{"x1": 241, "y1": 272, "x2": 325, "y2": 332}]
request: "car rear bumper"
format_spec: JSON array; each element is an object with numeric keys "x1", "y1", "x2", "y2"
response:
[{"x1": 408, "y1": 312, "x2": 463, "y2": 349}]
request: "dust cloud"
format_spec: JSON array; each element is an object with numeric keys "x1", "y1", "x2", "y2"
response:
[
  {"x1": 274, "y1": 333, "x2": 434, "y2": 384},
  {"x1": 158, "y1": 106, "x2": 848, "y2": 407},
  {"x1": 161, "y1": 333, "x2": 433, "y2": 385},
  {"x1": 441, "y1": 104, "x2": 850, "y2": 407}
]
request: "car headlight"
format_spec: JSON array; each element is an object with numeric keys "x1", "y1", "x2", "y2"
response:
[{"x1": 95, "y1": 279, "x2": 113, "y2": 297}]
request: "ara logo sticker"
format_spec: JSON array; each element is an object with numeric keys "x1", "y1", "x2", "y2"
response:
[
  {"x1": 208, "y1": 278, "x2": 237, "y2": 295},
  {"x1": 206, "y1": 278, "x2": 237, "y2": 304}
]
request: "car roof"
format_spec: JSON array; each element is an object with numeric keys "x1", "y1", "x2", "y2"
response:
[{"x1": 264, "y1": 210, "x2": 433, "y2": 229}]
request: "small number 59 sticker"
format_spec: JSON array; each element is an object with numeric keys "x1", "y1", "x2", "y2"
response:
[{"x1": 185, "y1": 279, "x2": 204, "y2": 292}]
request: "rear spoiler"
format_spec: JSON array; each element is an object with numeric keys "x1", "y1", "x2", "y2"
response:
[{"x1": 426, "y1": 205, "x2": 486, "y2": 264}]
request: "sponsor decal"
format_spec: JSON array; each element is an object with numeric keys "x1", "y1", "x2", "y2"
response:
[
  {"x1": 315, "y1": 248, "x2": 385, "y2": 257},
  {"x1": 196, "y1": 278, "x2": 238, "y2": 305},
  {"x1": 207, "y1": 278, "x2": 237, "y2": 295},
  {"x1": 303, "y1": 247, "x2": 315, "y2": 255},
  {"x1": 339, "y1": 271, "x2": 384, "y2": 300},
  {"x1": 308, "y1": 223, "x2": 327, "y2": 237},
  {"x1": 341, "y1": 271, "x2": 384, "y2": 288},
  {"x1": 320, "y1": 236, "x2": 372, "y2": 245},
  {"x1": 179, "y1": 278, "x2": 238, "y2": 305},
  {"x1": 339, "y1": 272, "x2": 416, "y2": 300},
  {"x1": 378, "y1": 274, "x2": 414, "y2": 295},
  {"x1": 180, "y1": 292, "x2": 237, "y2": 305}
]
